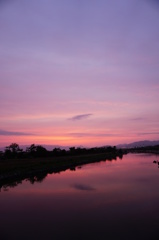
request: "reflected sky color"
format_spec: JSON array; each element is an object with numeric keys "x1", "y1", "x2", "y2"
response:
[
  {"x1": 0, "y1": 0, "x2": 159, "y2": 147},
  {"x1": 1, "y1": 154, "x2": 159, "y2": 239}
]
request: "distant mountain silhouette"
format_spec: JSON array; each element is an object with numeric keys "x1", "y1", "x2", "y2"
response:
[{"x1": 117, "y1": 140, "x2": 159, "y2": 148}]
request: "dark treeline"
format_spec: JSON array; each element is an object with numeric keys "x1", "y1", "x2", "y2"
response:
[
  {"x1": 1, "y1": 143, "x2": 159, "y2": 160},
  {"x1": 0, "y1": 143, "x2": 123, "y2": 160}
]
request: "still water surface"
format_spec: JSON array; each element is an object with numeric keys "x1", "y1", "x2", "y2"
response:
[{"x1": 1, "y1": 153, "x2": 159, "y2": 240}]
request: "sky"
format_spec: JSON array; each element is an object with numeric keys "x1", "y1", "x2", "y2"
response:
[{"x1": 0, "y1": 0, "x2": 159, "y2": 148}]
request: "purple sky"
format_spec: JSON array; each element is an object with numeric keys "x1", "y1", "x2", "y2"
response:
[{"x1": 0, "y1": 0, "x2": 159, "y2": 147}]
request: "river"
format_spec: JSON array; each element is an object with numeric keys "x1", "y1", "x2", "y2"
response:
[{"x1": 1, "y1": 153, "x2": 159, "y2": 240}]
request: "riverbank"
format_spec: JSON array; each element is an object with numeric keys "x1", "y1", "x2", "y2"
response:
[{"x1": 0, "y1": 151, "x2": 123, "y2": 189}]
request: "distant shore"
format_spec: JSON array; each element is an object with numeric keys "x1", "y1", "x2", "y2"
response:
[{"x1": 124, "y1": 148, "x2": 159, "y2": 155}]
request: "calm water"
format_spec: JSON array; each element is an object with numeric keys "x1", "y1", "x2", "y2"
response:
[{"x1": 1, "y1": 153, "x2": 159, "y2": 240}]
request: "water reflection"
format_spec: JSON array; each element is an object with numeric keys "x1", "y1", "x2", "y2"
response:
[
  {"x1": 153, "y1": 160, "x2": 159, "y2": 168},
  {"x1": 0, "y1": 173, "x2": 48, "y2": 192},
  {"x1": 0, "y1": 157, "x2": 117, "y2": 191},
  {"x1": 1, "y1": 154, "x2": 159, "y2": 240},
  {"x1": 72, "y1": 183, "x2": 96, "y2": 191}
]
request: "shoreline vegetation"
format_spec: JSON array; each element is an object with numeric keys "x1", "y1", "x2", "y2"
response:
[{"x1": 0, "y1": 143, "x2": 159, "y2": 190}]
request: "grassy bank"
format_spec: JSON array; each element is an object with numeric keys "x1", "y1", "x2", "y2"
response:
[{"x1": 0, "y1": 151, "x2": 122, "y2": 189}]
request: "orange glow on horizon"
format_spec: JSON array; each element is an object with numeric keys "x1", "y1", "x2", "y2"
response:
[{"x1": 0, "y1": 131, "x2": 154, "y2": 148}]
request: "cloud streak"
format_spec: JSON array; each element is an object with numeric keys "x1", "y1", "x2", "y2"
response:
[
  {"x1": 130, "y1": 117, "x2": 146, "y2": 121},
  {"x1": 68, "y1": 113, "x2": 93, "y2": 121},
  {"x1": 138, "y1": 132, "x2": 159, "y2": 136},
  {"x1": 69, "y1": 132, "x2": 115, "y2": 138},
  {"x1": 0, "y1": 130, "x2": 34, "y2": 136}
]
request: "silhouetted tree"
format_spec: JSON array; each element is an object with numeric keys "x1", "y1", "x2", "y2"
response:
[
  {"x1": 35, "y1": 145, "x2": 47, "y2": 157},
  {"x1": 26, "y1": 144, "x2": 37, "y2": 157},
  {"x1": 69, "y1": 147, "x2": 76, "y2": 155},
  {"x1": 26, "y1": 144, "x2": 36, "y2": 153},
  {"x1": 5, "y1": 143, "x2": 22, "y2": 158},
  {"x1": 6, "y1": 143, "x2": 21, "y2": 153},
  {"x1": 26, "y1": 144, "x2": 47, "y2": 157},
  {"x1": 53, "y1": 148, "x2": 61, "y2": 155}
]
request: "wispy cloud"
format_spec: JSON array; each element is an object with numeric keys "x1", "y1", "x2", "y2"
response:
[
  {"x1": 69, "y1": 132, "x2": 115, "y2": 137},
  {"x1": 68, "y1": 113, "x2": 93, "y2": 121},
  {"x1": 72, "y1": 183, "x2": 96, "y2": 191},
  {"x1": 130, "y1": 117, "x2": 146, "y2": 121},
  {"x1": 138, "y1": 132, "x2": 159, "y2": 136},
  {"x1": 0, "y1": 130, "x2": 34, "y2": 136}
]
